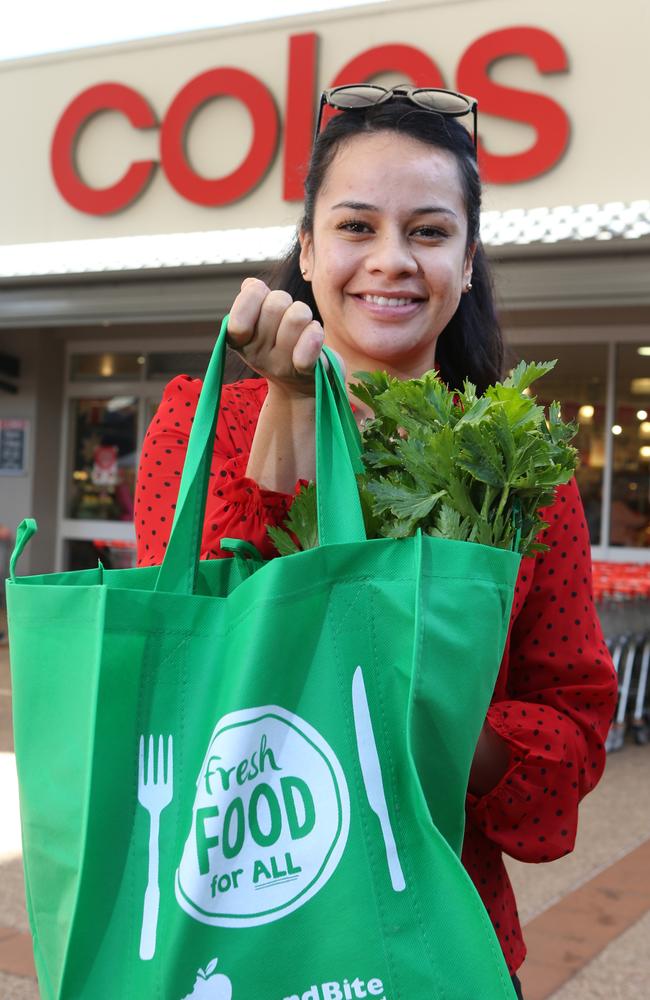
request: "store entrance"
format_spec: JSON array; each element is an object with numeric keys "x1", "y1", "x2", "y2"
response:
[{"x1": 59, "y1": 321, "x2": 252, "y2": 572}]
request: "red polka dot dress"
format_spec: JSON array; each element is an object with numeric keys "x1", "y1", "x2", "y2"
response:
[{"x1": 135, "y1": 373, "x2": 618, "y2": 976}]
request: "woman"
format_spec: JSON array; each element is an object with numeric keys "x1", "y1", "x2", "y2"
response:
[{"x1": 136, "y1": 90, "x2": 618, "y2": 997}]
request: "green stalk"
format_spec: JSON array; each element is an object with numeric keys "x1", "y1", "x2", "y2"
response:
[
  {"x1": 494, "y1": 484, "x2": 510, "y2": 525},
  {"x1": 479, "y1": 485, "x2": 493, "y2": 521}
]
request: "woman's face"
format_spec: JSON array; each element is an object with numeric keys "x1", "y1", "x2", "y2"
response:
[{"x1": 299, "y1": 131, "x2": 475, "y2": 379}]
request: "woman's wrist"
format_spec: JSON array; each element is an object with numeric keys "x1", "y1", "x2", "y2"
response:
[{"x1": 245, "y1": 388, "x2": 316, "y2": 492}]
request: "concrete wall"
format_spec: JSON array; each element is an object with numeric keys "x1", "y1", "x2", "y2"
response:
[{"x1": 0, "y1": 329, "x2": 64, "y2": 576}]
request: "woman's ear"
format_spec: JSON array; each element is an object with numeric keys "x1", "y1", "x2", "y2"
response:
[
  {"x1": 299, "y1": 229, "x2": 314, "y2": 282},
  {"x1": 463, "y1": 240, "x2": 477, "y2": 289}
]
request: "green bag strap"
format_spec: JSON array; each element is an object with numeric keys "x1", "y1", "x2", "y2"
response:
[
  {"x1": 154, "y1": 316, "x2": 227, "y2": 596},
  {"x1": 321, "y1": 346, "x2": 364, "y2": 471},
  {"x1": 155, "y1": 316, "x2": 366, "y2": 595},
  {"x1": 9, "y1": 518, "x2": 38, "y2": 581},
  {"x1": 315, "y1": 348, "x2": 365, "y2": 547}
]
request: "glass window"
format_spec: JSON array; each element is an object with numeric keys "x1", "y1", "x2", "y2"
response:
[
  {"x1": 506, "y1": 342, "x2": 608, "y2": 545},
  {"x1": 70, "y1": 352, "x2": 144, "y2": 380},
  {"x1": 147, "y1": 351, "x2": 211, "y2": 380},
  {"x1": 66, "y1": 539, "x2": 137, "y2": 572},
  {"x1": 68, "y1": 396, "x2": 138, "y2": 522},
  {"x1": 147, "y1": 347, "x2": 259, "y2": 384},
  {"x1": 610, "y1": 345, "x2": 650, "y2": 548}
]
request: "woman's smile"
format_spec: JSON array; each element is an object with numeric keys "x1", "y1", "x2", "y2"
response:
[{"x1": 351, "y1": 291, "x2": 425, "y2": 319}]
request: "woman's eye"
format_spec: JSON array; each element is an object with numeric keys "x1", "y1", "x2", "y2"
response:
[
  {"x1": 337, "y1": 219, "x2": 372, "y2": 234},
  {"x1": 414, "y1": 226, "x2": 448, "y2": 239}
]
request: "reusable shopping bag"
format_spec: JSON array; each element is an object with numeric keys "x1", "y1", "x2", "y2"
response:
[{"x1": 7, "y1": 317, "x2": 521, "y2": 1000}]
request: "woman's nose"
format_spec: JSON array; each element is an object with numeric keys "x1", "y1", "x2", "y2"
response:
[{"x1": 365, "y1": 232, "x2": 418, "y2": 276}]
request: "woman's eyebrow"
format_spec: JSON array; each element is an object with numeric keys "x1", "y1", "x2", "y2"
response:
[
  {"x1": 413, "y1": 205, "x2": 458, "y2": 219},
  {"x1": 330, "y1": 200, "x2": 457, "y2": 218},
  {"x1": 331, "y1": 200, "x2": 378, "y2": 212}
]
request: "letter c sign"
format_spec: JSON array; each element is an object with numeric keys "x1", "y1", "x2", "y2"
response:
[
  {"x1": 50, "y1": 83, "x2": 158, "y2": 216},
  {"x1": 51, "y1": 70, "x2": 279, "y2": 215}
]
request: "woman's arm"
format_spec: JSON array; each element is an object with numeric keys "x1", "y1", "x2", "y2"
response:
[
  {"x1": 135, "y1": 277, "x2": 331, "y2": 565},
  {"x1": 465, "y1": 479, "x2": 619, "y2": 861},
  {"x1": 135, "y1": 377, "x2": 298, "y2": 565},
  {"x1": 228, "y1": 278, "x2": 328, "y2": 491},
  {"x1": 245, "y1": 389, "x2": 317, "y2": 492}
]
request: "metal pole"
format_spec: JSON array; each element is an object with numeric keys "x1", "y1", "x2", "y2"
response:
[{"x1": 600, "y1": 341, "x2": 617, "y2": 551}]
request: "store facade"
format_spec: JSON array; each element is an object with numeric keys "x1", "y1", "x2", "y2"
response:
[{"x1": 0, "y1": 0, "x2": 649, "y2": 574}]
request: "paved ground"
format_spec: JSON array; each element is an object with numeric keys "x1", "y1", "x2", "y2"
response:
[{"x1": 1, "y1": 611, "x2": 648, "y2": 999}]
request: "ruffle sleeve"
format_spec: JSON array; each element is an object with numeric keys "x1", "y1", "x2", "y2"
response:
[
  {"x1": 465, "y1": 479, "x2": 618, "y2": 863},
  {"x1": 135, "y1": 374, "x2": 293, "y2": 565}
]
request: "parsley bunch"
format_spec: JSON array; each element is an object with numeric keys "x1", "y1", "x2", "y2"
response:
[{"x1": 268, "y1": 360, "x2": 578, "y2": 558}]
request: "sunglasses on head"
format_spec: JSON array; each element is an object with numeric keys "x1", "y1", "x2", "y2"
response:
[{"x1": 314, "y1": 84, "x2": 478, "y2": 152}]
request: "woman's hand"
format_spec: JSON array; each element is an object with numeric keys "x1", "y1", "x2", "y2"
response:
[
  {"x1": 468, "y1": 722, "x2": 512, "y2": 797},
  {"x1": 227, "y1": 278, "x2": 326, "y2": 397}
]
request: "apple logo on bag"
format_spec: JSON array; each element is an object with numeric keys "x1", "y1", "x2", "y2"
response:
[
  {"x1": 181, "y1": 957, "x2": 232, "y2": 999},
  {"x1": 175, "y1": 706, "x2": 350, "y2": 927}
]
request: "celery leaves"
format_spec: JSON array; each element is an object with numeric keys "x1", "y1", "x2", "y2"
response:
[{"x1": 267, "y1": 361, "x2": 578, "y2": 558}]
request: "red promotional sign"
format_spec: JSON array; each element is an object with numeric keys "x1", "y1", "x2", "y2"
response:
[{"x1": 51, "y1": 26, "x2": 571, "y2": 216}]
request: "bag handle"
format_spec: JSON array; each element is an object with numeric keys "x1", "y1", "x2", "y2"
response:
[{"x1": 155, "y1": 315, "x2": 366, "y2": 595}]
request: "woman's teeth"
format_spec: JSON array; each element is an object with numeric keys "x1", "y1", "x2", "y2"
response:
[{"x1": 362, "y1": 294, "x2": 415, "y2": 307}]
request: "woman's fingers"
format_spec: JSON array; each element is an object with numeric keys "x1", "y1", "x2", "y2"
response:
[
  {"x1": 292, "y1": 321, "x2": 325, "y2": 375},
  {"x1": 227, "y1": 278, "x2": 270, "y2": 348},
  {"x1": 257, "y1": 290, "x2": 296, "y2": 347},
  {"x1": 226, "y1": 277, "x2": 330, "y2": 389}
]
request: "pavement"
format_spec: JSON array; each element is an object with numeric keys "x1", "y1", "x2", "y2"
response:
[{"x1": 0, "y1": 607, "x2": 648, "y2": 999}]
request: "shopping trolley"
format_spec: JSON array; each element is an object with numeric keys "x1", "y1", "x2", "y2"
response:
[{"x1": 593, "y1": 562, "x2": 650, "y2": 750}]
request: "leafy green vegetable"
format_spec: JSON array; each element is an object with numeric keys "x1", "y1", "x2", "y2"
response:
[
  {"x1": 267, "y1": 482, "x2": 318, "y2": 555},
  {"x1": 267, "y1": 361, "x2": 578, "y2": 558}
]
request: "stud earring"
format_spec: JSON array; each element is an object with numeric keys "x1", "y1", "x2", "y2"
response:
[{"x1": 465, "y1": 281, "x2": 473, "y2": 292}]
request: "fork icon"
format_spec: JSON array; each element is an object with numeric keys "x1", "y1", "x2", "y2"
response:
[{"x1": 137, "y1": 734, "x2": 174, "y2": 961}]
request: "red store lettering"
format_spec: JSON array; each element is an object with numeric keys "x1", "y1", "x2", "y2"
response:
[{"x1": 50, "y1": 27, "x2": 571, "y2": 216}]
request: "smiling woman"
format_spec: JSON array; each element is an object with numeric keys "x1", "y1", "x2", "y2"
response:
[
  {"x1": 135, "y1": 92, "x2": 617, "y2": 994},
  {"x1": 299, "y1": 134, "x2": 474, "y2": 380}
]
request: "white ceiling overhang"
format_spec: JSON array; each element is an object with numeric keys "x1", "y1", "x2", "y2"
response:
[{"x1": 1, "y1": 201, "x2": 649, "y2": 280}]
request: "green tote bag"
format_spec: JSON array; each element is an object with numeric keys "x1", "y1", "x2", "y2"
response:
[{"x1": 7, "y1": 317, "x2": 521, "y2": 1000}]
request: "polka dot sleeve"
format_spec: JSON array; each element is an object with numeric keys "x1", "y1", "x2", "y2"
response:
[
  {"x1": 135, "y1": 374, "x2": 294, "y2": 566},
  {"x1": 465, "y1": 478, "x2": 618, "y2": 863}
]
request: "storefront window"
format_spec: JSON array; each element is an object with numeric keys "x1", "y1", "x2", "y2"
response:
[
  {"x1": 70, "y1": 352, "x2": 144, "y2": 380},
  {"x1": 609, "y1": 345, "x2": 650, "y2": 548},
  {"x1": 68, "y1": 396, "x2": 138, "y2": 521},
  {"x1": 66, "y1": 539, "x2": 137, "y2": 572},
  {"x1": 506, "y1": 342, "x2": 607, "y2": 544},
  {"x1": 147, "y1": 351, "x2": 211, "y2": 380}
]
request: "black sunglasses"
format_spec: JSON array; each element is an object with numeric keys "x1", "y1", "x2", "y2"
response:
[{"x1": 314, "y1": 84, "x2": 478, "y2": 152}]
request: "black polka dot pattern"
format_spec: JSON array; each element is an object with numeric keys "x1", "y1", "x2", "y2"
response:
[
  {"x1": 135, "y1": 377, "x2": 618, "y2": 978},
  {"x1": 135, "y1": 376, "x2": 294, "y2": 566},
  {"x1": 462, "y1": 477, "x2": 617, "y2": 972}
]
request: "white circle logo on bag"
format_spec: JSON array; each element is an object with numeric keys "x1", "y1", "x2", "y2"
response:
[{"x1": 175, "y1": 706, "x2": 350, "y2": 927}]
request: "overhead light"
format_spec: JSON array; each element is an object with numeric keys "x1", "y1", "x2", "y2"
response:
[
  {"x1": 106, "y1": 396, "x2": 136, "y2": 413},
  {"x1": 611, "y1": 424, "x2": 623, "y2": 435},
  {"x1": 637, "y1": 347, "x2": 650, "y2": 356},
  {"x1": 578, "y1": 404, "x2": 594, "y2": 420},
  {"x1": 631, "y1": 378, "x2": 650, "y2": 394},
  {"x1": 640, "y1": 421, "x2": 650, "y2": 436},
  {"x1": 637, "y1": 410, "x2": 648, "y2": 420},
  {"x1": 99, "y1": 354, "x2": 114, "y2": 378},
  {"x1": 640, "y1": 446, "x2": 650, "y2": 459}
]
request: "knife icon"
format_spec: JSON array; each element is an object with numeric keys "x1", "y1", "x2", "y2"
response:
[{"x1": 352, "y1": 666, "x2": 406, "y2": 893}]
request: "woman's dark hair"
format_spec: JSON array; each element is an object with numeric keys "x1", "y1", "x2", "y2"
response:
[{"x1": 268, "y1": 99, "x2": 503, "y2": 394}]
